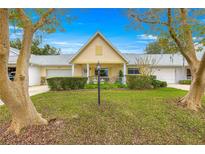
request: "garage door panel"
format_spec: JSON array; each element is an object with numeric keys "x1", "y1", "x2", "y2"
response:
[
  {"x1": 47, "y1": 69, "x2": 72, "y2": 78},
  {"x1": 153, "y1": 68, "x2": 175, "y2": 83}
]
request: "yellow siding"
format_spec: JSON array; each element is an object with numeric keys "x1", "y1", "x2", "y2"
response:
[
  {"x1": 95, "y1": 45, "x2": 103, "y2": 56},
  {"x1": 74, "y1": 64, "x2": 83, "y2": 76},
  {"x1": 72, "y1": 35, "x2": 126, "y2": 64}
]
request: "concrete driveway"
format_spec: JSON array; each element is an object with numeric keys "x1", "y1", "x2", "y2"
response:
[
  {"x1": 0, "y1": 85, "x2": 49, "y2": 105},
  {"x1": 168, "y1": 84, "x2": 190, "y2": 91},
  {"x1": 29, "y1": 85, "x2": 49, "y2": 96}
]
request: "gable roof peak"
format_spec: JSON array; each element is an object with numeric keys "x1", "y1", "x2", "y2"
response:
[
  {"x1": 70, "y1": 32, "x2": 128, "y2": 63},
  {"x1": 92, "y1": 31, "x2": 107, "y2": 39}
]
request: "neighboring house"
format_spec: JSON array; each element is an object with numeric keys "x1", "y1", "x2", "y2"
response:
[{"x1": 8, "y1": 32, "x2": 203, "y2": 86}]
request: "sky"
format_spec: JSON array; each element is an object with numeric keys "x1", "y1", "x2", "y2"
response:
[{"x1": 9, "y1": 9, "x2": 160, "y2": 54}]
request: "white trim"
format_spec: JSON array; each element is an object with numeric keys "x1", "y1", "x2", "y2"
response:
[
  {"x1": 87, "y1": 63, "x2": 90, "y2": 83},
  {"x1": 72, "y1": 64, "x2": 75, "y2": 76},
  {"x1": 123, "y1": 63, "x2": 126, "y2": 84}
]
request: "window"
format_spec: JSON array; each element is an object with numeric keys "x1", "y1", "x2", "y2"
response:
[
  {"x1": 95, "y1": 45, "x2": 103, "y2": 55},
  {"x1": 187, "y1": 69, "x2": 192, "y2": 80},
  {"x1": 128, "y1": 68, "x2": 140, "y2": 75},
  {"x1": 95, "y1": 68, "x2": 108, "y2": 77}
]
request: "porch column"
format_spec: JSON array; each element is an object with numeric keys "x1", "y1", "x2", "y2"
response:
[
  {"x1": 72, "y1": 64, "x2": 75, "y2": 77},
  {"x1": 87, "y1": 63, "x2": 90, "y2": 83},
  {"x1": 123, "y1": 63, "x2": 126, "y2": 84}
]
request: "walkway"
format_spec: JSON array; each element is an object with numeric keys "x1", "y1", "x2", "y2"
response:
[
  {"x1": 0, "y1": 85, "x2": 49, "y2": 105},
  {"x1": 167, "y1": 84, "x2": 190, "y2": 91}
]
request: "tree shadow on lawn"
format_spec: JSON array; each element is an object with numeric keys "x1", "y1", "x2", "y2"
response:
[
  {"x1": 0, "y1": 118, "x2": 65, "y2": 144},
  {"x1": 1, "y1": 89, "x2": 205, "y2": 144},
  {"x1": 0, "y1": 101, "x2": 118, "y2": 145}
]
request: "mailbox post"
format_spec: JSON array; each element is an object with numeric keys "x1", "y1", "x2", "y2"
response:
[{"x1": 97, "y1": 62, "x2": 101, "y2": 107}]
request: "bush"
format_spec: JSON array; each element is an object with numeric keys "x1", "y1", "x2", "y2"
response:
[
  {"x1": 115, "y1": 82, "x2": 128, "y2": 88},
  {"x1": 47, "y1": 77, "x2": 87, "y2": 90},
  {"x1": 126, "y1": 75, "x2": 153, "y2": 89},
  {"x1": 85, "y1": 83, "x2": 127, "y2": 89},
  {"x1": 179, "y1": 80, "x2": 191, "y2": 85},
  {"x1": 150, "y1": 75, "x2": 157, "y2": 80},
  {"x1": 126, "y1": 75, "x2": 167, "y2": 89},
  {"x1": 152, "y1": 79, "x2": 167, "y2": 88},
  {"x1": 85, "y1": 84, "x2": 98, "y2": 89},
  {"x1": 160, "y1": 81, "x2": 167, "y2": 87}
]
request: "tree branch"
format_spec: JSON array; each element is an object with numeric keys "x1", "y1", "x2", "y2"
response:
[
  {"x1": 130, "y1": 14, "x2": 168, "y2": 26},
  {"x1": 197, "y1": 52, "x2": 205, "y2": 77},
  {"x1": 33, "y1": 8, "x2": 55, "y2": 31},
  {"x1": 16, "y1": 9, "x2": 32, "y2": 27},
  {"x1": 0, "y1": 9, "x2": 9, "y2": 60},
  {"x1": 167, "y1": 9, "x2": 183, "y2": 51},
  {"x1": 179, "y1": 8, "x2": 199, "y2": 67},
  {"x1": 0, "y1": 9, "x2": 10, "y2": 80},
  {"x1": 167, "y1": 8, "x2": 200, "y2": 71}
]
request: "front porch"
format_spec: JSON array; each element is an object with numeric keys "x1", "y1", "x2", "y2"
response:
[{"x1": 72, "y1": 63, "x2": 127, "y2": 84}]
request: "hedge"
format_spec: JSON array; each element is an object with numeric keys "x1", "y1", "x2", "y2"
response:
[
  {"x1": 179, "y1": 80, "x2": 191, "y2": 85},
  {"x1": 126, "y1": 75, "x2": 153, "y2": 89},
  {"x1": 126, "y1": 75, "x2": 167, "y2": 89},
  {"x1": 152, "y1": 79, "x2": 167, "y2": 88},
  {"x1": 47, "y1": 77, "x2": 87, "y2": 90},
  {"x1": 85, "y1": 83, "x2": 127, "y2": 89}
]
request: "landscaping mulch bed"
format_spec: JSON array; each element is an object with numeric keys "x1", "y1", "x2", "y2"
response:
[{"x1": 0, "y1": 118, "x2": 65, "y2": 145}]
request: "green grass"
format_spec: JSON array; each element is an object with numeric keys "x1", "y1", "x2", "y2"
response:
[{"x1": 1, "y1": 88, "x2": 205, "y2": 144}]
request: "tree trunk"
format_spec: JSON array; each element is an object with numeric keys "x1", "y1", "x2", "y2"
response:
[
  {"x1": 0, "y1": 9, "x2": 47, "y2": 135},
  {"x1": 167, "y1": 9, "x2": 205, "y2": 111},
  {"x1": 180, "y1": 73, "x2": 205, "y2": 111},
  {"x1": 176, "y1": 49, "x2": 205, "y2": 111},
  {"x1": 0, "y1": 83, "x2": 48, "y2": 134}
]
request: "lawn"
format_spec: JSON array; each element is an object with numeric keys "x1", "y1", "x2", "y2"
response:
[{"x1": 1, "y1": 88, "x2": 205, "y2": 144}]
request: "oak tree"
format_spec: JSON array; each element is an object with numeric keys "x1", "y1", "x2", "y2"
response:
[
  {"x1": 145, "y1": 37, "x2": 178, "y2": 54},
  {"x1": 10, "y1": 38, "x2": 60, "y2": 55},
  {"x1": 128, "y1": 8, "x2": 205, "y2": 111}
]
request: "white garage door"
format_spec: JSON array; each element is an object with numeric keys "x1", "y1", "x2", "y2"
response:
[
  {"x1": 29, "y1": 66, "x2": 41, "y2": 86},
  {"x1": 47, "y1": 69, "x2": 72, "y2": 78},
  {"x1": 153, "y1": 68, "x2": 175, "y2": 83}
]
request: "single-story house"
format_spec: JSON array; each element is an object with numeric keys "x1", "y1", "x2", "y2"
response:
[{"x1": 8, "y1": 32, "x2": 203, "y2": 86}]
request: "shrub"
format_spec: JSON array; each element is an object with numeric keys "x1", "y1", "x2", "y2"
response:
[
  {"x1": 85, "y1": 83, "x2": 127, "y2": 89},
  {"x1": 179, "y1": 80, "x2": 191, "y2": 85},
  {"x1": 119, "y1": 70, "x2": 123, "y2": 78},
  {"x1": 101, "y1": 83, "x2": 116, "y2": 89},
  {"x1": 150, "y1": 75, "x2": 157, "y2": 80},
  {"x1": 152, "y1": 79, "x2": 167, "y2": 88},
  {"x1": 160, "y1": 81, "x2": 167, "y2": 87},
  {"x1": 85, "y1": 84, "x2": 98, "y2": 89},
  {"x1": 47, "y1": 77, "x2": 87, "y2": 90},
  {"x1": 115, "y1": 82, "x2": 128, "y2": 88},
  {"x1": 126, "y1": 75, "x2": 153, "y2": 89},
  {"x1": 126, "y1": 75, "x2": 167, "y2": 89}
]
